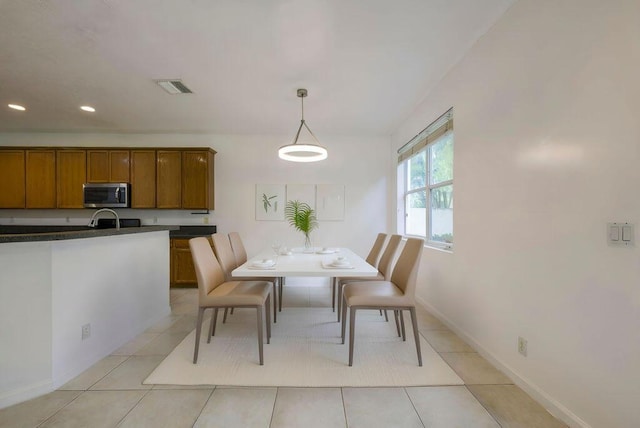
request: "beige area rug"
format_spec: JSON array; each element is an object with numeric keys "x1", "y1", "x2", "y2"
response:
[{"x1": 145, "y1": 306, "x2": 463, "y2": 387}]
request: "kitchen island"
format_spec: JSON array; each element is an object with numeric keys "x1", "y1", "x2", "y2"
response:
[{"x1": 0, "y1": 226, "x2": 175, "y2": 409}]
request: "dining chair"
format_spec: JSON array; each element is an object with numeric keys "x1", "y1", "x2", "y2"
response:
[
  {"x1": 331, "y1": 233, "x2": 387, "y2": 313},
  {"x1": 336, "y1": 234, "x2": 402, "y2": 322},
  {"x1": 229, "y1": 231, "x2": 288, "y2": 315},
  {"x1": 189, "y1": 237, "x2": 272, "y2": 365},
  {"x1": 212, "y1": 233, "x2": 279, "y2": 323},
  {"x1": 341, "y1": 237, "x2": 424, "y2": 366},
  {"x1": 228, "y1": 231, "x2": 248, "y2": 267}
]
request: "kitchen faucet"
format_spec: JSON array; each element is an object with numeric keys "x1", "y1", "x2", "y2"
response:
[{"x1": 87, "y1": 208, "x2": 120, "y2": 230}]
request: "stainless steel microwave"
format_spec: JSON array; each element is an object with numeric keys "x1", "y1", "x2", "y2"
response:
[{"x1": 83, "y1": 183, "x2": 130, "y2": 208}]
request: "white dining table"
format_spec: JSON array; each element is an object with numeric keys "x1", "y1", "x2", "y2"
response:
[{"x1": 232, "y1": 247, "x2": 379, "y2": 317}]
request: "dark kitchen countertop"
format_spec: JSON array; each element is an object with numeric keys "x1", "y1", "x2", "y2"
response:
[
  {"x1": 169, "y1": 225, "x2": 217, "y2": 238},
  {"x1": 0, "y1": 224, "x2": 217, "y2": 243},
  {"x1": 0, "y1": 225, "x2": 178, "y2": 244}
]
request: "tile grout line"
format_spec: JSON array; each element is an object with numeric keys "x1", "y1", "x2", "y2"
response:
[
  {"x1": 340, "y1": 387, "x2": 349, "y2": 427},
  {"x1": 35, "y1": 390, "x2": 84, "y2": 428},
  {"x1": 36, "y1": 355, "x2": 133, "y2": 426},
  {"x1": 465, "y1": 385, "x2": 504, "y2": 428},
  {"x1": 402, "y1": 387, "x2": 427, "y2": 428},
  {"x1": 85, "y1": 355, "x2": 132, "y2": 391},
  {"x1": 114, "y1": 388, "x2": 153, "y2": 426},
  {"x1": 190, "y1": 386, "x2": 216, "y2": 427},
  {"x1": 268, "y1": 387, "x2": 280, "y2": 428}
]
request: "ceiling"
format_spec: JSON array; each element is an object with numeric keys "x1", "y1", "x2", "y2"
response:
[{"x1": 0, "y1": 0, "x2": 516, "y2": 136}]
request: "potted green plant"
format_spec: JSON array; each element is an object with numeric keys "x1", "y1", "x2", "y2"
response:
[{"x1": 285, "y1": 200, "x2": 318, "y2": 250}]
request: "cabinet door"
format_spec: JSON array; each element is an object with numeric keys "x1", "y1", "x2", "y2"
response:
[
  {"x1": 0, "y1": 150, "x2": 25, "y2": 208},
  {"x1": 171, "y1": 239, "x2": 197, "y2": 286},
  {"x1": 109, "y1": 150, "x2": 130, "y2": 182},
  {"x1": 156, "y1": 150, "x2": 181, "y2": 209},
  {"x1": 26, "y1": 150, "x2": 56, "y2": 208},
  {"x1": 86, "y1": 150, "x2": 109, "y2": 182},
  {"x1": 87, "y1": 150, "x2": 130, "y2": 182},
  {"x1": 57, "y1": 150, "x2": 86, "y2": 208},
  {"x1": 130, "y1": 150, "x2": 156, "y2": 208},
  {"x1": 182, "y1": 150, "x2": 215, "y2": 210}
]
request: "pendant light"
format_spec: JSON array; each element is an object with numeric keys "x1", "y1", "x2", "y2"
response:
[{"x1": 278, "y1": 88, "x2": 328, "y2": 162}]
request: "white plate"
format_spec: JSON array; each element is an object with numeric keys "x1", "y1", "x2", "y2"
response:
[
  {"x1": 322, "y1": 262, "x2": 354, "y2": 269},
  {"x1": 331, "y1": 260, "x2": 352, "y2": 267},
  {"x1": 251, "y1": 260, "x2": 275, "y2": 268},
  {"x1": 316, "y1": 249, "x2": 336, "y2": 254}
]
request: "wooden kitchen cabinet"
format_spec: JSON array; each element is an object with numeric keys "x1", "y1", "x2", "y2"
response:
[
  {"x1": 0, "y1": 146, "x2": 215, "y2": 211},
  {"x1": 26, "y1": 150, "x2": 56, "y2": 208},
  {"x1": 130, "y1": 150, "x2": 156, "y2": 208},
  {"x1": 170, "y1": 238, "x2": 197, "y2": 287},
  {"x1": 170, "y1": 237, "x2": 214, "y2": 287},
  {"x1": 56, "y1": 150, "x2": 86, "y2": 208},
  {"x1": 182, "y1": 150, "x2": 215, "y2": 210},
  {"x1": 0, "y1": 150, "x2": 26, "y2": 208},
  {"x1": 156, "y1": 150, "x2": 182, "y2": 209},
  {"x1": 87, "y1": 150, "x2": 130, "y2": 183},
  {"x1": 157, "y1": 148, "x2": 215, "y2": 210}
]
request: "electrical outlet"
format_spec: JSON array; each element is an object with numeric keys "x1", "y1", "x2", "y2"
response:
[
  {"x1": 153, "y1": 216, "x2": 158, "y2": 224},
  {"x1": 518, "y1": 336, "x2": 527, "y2": 356},
  {"x1": 81, "y1": 323, "x2": 91, "y2": 340},
  {"x1": 203, "y1": 216, "x2": 209, "y2": 224}
]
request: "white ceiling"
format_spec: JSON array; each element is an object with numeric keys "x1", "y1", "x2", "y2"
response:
[{"x1": 0, "y1": 0, "x2": 516, "y2": 136}]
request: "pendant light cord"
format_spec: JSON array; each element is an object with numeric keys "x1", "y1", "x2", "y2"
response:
[
  {"x1": 291, "y1": 89, "x2": 320, "y2": 146},
  {"x1": 293, "y1": 92, "x2": 306, "y2": 145}
]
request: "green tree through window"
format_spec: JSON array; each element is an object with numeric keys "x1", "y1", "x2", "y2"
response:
[{"x1": 408, "y1": 151, "x2": 426, "y2": 208}]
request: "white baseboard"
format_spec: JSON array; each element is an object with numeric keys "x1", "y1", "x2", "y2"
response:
[
  {"x1": 52, "y1": 305, "x2": 172, "y2": 389},
  {"x1": 415, "y1": 296, "x2": 590, "y2": 428},
  {"x1": 0, "y1": 380, "x2": 54, "y2": 410},
  {"x1": 0, "y1": 306, "x2": 172, "y2": 410}
]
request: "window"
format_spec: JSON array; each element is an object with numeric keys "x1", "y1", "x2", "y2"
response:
[{"x1": 397, "y1": 109, "x2": 453, "y2": 248}]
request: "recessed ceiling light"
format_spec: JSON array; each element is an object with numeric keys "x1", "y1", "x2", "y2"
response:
[
  {"x1": 8, "y1": 104, "x2": 26, "y2": 111},
  {"x1": 80, "y1": 106, "x2": 96, "y2": 112}
]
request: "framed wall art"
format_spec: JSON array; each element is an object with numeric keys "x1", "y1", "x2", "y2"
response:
[
  {"x1": 255, "y1": 184, "x2": 285, "y2": 221},
  {"x1": 316, "y1": 184, "x2": 345, "y2": 220}
]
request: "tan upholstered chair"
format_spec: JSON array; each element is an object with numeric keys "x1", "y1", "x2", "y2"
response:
[
  {"x1": 229, "y1": 231, "x2": 285, "y2": 315},
  {"x1": 228, "y1": 232, "x2": 248, "y2": 267},
  {"x1": 190, "y1": 237, "x2": 271, "y2": 365},
  {"x1": 212, "y1": 233, "x2": 279, "y2": 322},
  {"x1": 332, "y1": 233, "x2": 387, "y2": 313},
  {"x1": 341, "y1": 237, "x2": 424, "y2": 366},
  {"x1": 336, "y1": 234, "x2": 402, "y2": 321}
]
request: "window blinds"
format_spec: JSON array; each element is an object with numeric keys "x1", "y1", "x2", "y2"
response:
[{"x1": 397, "y1": 108, "x2": 453, "y2": 163}]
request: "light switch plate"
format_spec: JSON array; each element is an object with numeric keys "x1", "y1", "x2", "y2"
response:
[{"x1": 608, "y1": 222, "x2": 634, "y2": 246}]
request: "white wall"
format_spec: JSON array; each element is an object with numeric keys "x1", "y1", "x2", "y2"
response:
[
  {"x1": 392, "y1": 1, "x2": 640, "y2": 427},
  {"x1": 51, "y1": 231, "x2": 170, "y2": 384},
  {"x1": 0, "y1": 133, "x2": 390, "y2": 258},
  {"x1": 0, "y1": 231, "x2": 170, "y2": 409},
  {"x1": 0, "y1": 243, "x2": 53, "y2": 407}
]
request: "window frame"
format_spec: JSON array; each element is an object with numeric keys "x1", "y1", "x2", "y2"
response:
[{"x1": 397, "y1": 110, "x2": 453, "y2": 250}]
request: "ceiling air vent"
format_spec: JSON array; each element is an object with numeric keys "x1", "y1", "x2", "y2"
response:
[{"x1": 155, "y1": 79, "x2": 193, "y2": 94}]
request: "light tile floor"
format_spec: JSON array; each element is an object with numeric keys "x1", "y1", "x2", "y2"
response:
[{"x1": 0, "y1": 286, "x2": 567, "y2": 428}]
